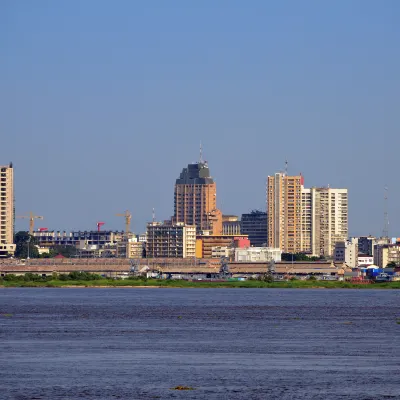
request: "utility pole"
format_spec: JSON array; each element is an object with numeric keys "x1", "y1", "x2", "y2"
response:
[{"x1": 383, "y1": 186, "x2": 389, "y2": 239}]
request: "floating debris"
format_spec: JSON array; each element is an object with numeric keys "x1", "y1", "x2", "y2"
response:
[{"x1": 171, "y1": 386, "x2": 195, "y2": 391}]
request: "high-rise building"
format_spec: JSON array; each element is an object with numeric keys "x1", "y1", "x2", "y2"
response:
[
  {"x1": 302, "y1": 187, "x2": 349, "y2": 256},
  {"x1": 241, "y1": 211, "x2": 267, "y2": 247},
  {"x1": 0, "y1": 163, "x2": 15, "y2": 257},
  {"x1": 173, "y1": 161, "x2": 222, "y2": 234},
  {"x1": 267, "y1": 171, "x2": 348, "y2": 257},
  {"x1": 146, "y1": 222, "x2": 196, "y2": 258},
  {"x1": 267, "y1": 173, "x2": 303, "y2": 253}
]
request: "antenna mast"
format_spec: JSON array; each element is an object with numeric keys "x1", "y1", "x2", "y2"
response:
[
  {"x1": 285, "y1": 160, "x2": 288, "y2": 175},
  {"x1": 383, "y1": 186, "x2": 389, "y2": 238},
  {"x1": 199, "y1": 142, "x2": 203, "y2": 164},
  {"x1": 152, "y1": 208, "x2": 155, "y2": 223}
]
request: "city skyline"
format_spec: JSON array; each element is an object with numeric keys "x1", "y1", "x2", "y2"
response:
[
  {"x1": 3, "y1": 156, "x2": 393, "y2": 238},
  {"x1": 1, "y1": 2, "x2": 399, "y2": 236}
]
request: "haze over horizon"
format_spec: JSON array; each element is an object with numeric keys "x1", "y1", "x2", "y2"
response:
[{"x1": 1, "y1": 1, "x2": 399, "y2": 237}]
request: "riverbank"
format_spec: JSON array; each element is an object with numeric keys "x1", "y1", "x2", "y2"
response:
[{"x1": 1, "y1": 279, "x2": 400, "y2": 289}]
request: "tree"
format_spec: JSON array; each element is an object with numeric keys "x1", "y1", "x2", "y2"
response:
[
  {"x1": 14, "y1": 231, "x2": 39, "y2": 258},
  {"x1": 386, "y1": 261, "x2": 397, "y2": 268},
  {"x1": 258, "y1": 272, "x2": 273, "y2": 283}
]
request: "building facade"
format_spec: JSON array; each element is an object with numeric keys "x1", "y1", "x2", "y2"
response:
[
  {"x1": 235, "y1": 247, "x2": 282, "y2": 263},
  {"x1": 146, "y1": 222, "x2": 196, "y2": 258},
  {"x1": 222, "y1": 215, "x2": 241, "y2": 235},
  {"x1": 267, "y1": 173, "x2": 303, "y2": 253},
  {"x1": 358, "y1": 254, "x2": 374, "y2": 266},
  {"x1": 357, "y1": 236, "x2": 376, "y2": 256},
  {"x1": 374, "y1": 244, "x2": 400, "y2": 267},
  {"x1": 0, "y1": 163, "x2": 15, "y2": 257},
  {"x1": 334, "y1": 238, "x2": 358, "y2": 268},
  {"x1": 32, "y1": 230, "x2": 124, "y2": 248},
  {"x1": 173, "y1": 161, "x2": 222, "y2": 234},
  {"x1": 241, "y1": 211, "x2": 267, "y2": 247},
  {"x1": 196, "y1": 234, "x2": 249, "y2": 259},
  {"x1": 267, "y1": 171, "x2": 348, "y2": 257},
  {"x1": 309, "y1": 187, "x2": 348, "y2": 257}
]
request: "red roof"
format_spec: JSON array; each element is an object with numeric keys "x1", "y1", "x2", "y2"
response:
[{"x1": 53, "y1": 254, "x2": 65, "y2": 259}]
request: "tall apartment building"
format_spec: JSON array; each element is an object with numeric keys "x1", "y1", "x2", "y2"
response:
[
  {"x1": 267, "y1": 173, "x2": 303, "y2": 253},
  {"x1": 146, "y1": 222, "x2": 196, "y2": 258},
  {"x1": 309, "y1": 187, "x2": 348, "y2": 257},
  {"x1": 241, "y1": 210, "x2": 267, "y2": 247},
  {"x1": 267, "y1": 171, "x2": 348, "y2": 256},
  {"x1": 0, "y1": 163, "x2": 15, "y2": 257},
  {"x1": 173, "y1": 161, "x2": 222, "y2": 234}
]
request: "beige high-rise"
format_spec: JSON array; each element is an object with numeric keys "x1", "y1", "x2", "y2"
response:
[
  {"x1": 174, "y1": 161, "x2": 222, "y2": 234},
  {"x1": 267, "y1": 172, "x2": 348, "y2": 257},
  {"x1": 0, "y1": 163, "x2": 15, "y2": 257},
  {"x1": 267, "y1": 173, "x2": 303, "y2": 253}
]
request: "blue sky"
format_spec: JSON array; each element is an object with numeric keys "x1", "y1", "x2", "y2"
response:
[{"x1": 1, "y1": 0, "x2": 399, "y2": 236}]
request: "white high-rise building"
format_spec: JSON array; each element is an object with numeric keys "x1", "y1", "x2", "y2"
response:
[
  {"x1": 0, "y1": 163, "x2": 15, "y2": 257},
  {"x1": 310, "y1": 188, "x2": 348, "y2": 257}
]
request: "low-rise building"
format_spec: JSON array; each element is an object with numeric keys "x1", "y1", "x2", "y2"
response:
[
  {"x1": 358, "y1": 254, "x2": 374, "y2": 266},
  {"x1": 222, "y1": 215, "x2": 241, "y2": 235},
  {"x1": 374, "y1": 244, "x2": 400, "y2": 267},
  {"x1": 32, "y1": 230, "x2": 125, "y2": 249},
  {"x1": 235, "y1": 247, "x2": 282, "y2": 263},
  {"x1": 146, "y1": 222, "x2": 196, "y2": 258},
  {"x1": 196, "y1": 234, "x2": 249, "y2": 258},
  {"x1": 241, "y1": 210, "x2": 267, "y2": 247},
  {"x1": 334, "y1": 238, "x2": 358, "y2": 268},
  {"x1": 357, "y1": 236, "x2": 391, "y2": 257},
  {"x1": 211, "y1": 246, "x2": 232, "y2": 259}
]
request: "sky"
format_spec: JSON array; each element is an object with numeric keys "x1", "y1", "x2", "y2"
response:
[{"x1": 1, "y1": 0, "x2": 399, "y2": 237}]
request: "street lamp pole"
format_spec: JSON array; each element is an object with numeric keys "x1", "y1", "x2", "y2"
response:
[{"x1": 27, "y1": 236, "x2": 31, "y2": 260}]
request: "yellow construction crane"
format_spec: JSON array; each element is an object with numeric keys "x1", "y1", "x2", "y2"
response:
[
  {"x1": 16, "y1": 211, "x2": 44, "y2": 234},
  {"x1": 116, "y1": 210, "x2": 132, "y2": 238}
]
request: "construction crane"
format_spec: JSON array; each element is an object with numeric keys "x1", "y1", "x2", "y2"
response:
[
  {"x1": 116, "y1": 210, "x2": 132, "y2": 238},
  {"x1": 16, "y1": 212, "x2": 44, "y2": 234},
  {"x1": 96, "y1": 222, "x2": 105, "y2": 232}
]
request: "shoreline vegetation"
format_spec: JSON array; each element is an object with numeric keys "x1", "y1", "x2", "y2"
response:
[{"x1": 0, "y1": 273, "x2": 399, "y2": 289}]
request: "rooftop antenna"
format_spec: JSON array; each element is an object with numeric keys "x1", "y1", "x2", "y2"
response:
[
  {"x1": 383, "y1": 186, "x2": 389, "y2": 238},
  {"x1": 199, "y1": 141, "x2": 203, "y2": 164},
  {"x1": 285, "y1": 159, "x2": 288, "y2": 175},
  {"x1": 152, "y1": 208, "x2": 155, "y2": 223}
]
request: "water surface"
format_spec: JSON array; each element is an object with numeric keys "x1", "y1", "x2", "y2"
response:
[{"x1": 1, "y1": 288, "x2": 399, "y2": 399}]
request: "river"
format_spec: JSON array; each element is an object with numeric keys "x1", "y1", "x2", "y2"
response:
[{"x1": 1, "y1": 288, "x2": 399, "y2": 399}]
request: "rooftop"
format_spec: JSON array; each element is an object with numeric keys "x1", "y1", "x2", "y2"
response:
[{"x1": 176, "y1": 162, "x2": 214, "y2": 185}]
